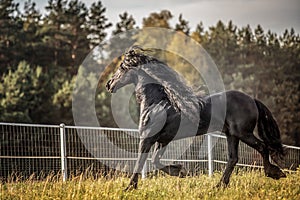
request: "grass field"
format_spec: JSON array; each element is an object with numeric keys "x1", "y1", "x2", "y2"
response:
[{"x1": 1, "y1": 169, "x2": 299, "y2": 200}]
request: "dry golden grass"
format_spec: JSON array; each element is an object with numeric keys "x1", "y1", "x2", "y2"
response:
[{"x1": 1, "y1": 168, "x2": 300, "y2": 200}]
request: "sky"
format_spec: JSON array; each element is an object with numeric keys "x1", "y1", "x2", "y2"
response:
[{"x1": 16, "y1": 0, "x2": 300, "y2": 35}]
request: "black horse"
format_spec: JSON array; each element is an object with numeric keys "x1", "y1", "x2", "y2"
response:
[{"x1": 106, "y1": 46, "x2": 286, "y2": 190}]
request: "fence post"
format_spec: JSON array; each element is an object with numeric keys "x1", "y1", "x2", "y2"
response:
[
  {"x1": 207, "y1": 134, "x2": 213, "y2": 176},
  {"x1": 60, "y1": 123, "x2": 67, "y2": 181}
]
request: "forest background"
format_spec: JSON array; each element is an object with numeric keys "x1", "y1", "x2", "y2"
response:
[{"x1": 0, "y1": 0, "x2": 299, "y2": 146}]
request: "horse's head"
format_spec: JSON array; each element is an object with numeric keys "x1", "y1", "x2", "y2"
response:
[
  {"x1": 106, "y1": 46, "x2": 151, "y2": 93},
  {"x1": 106, "y1": 45, "x2": 202, "y2": 124},
  {"x1": 106, "y1": 63, "x2": 138, "y2": 93}
]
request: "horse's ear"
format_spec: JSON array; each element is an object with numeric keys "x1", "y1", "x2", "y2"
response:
[
  {"x1": 127, "y1": 45, "x2": 144, "y2": 55},
  {"x1": 127, "y1": 45, "x2": 154, "y2": 57}
]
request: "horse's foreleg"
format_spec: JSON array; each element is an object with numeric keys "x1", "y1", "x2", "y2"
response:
[
  {"x1": 152, "y1": 142, "x2": 187, "y2": 177},
  {"x1": 152, "y1": 142, "x2": 167, "y2": 169},
  {"x1": 126, "y1": 138, "x2": 153, "y2": 190},
  {"x1": 216, "y1": 135, "x2": 239, "y2": 187}
]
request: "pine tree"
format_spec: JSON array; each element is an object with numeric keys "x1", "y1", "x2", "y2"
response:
[
  {"x1": 142, "y1": 10, "x2": 172, "y2": 28},
  {"x1": 87, "y1": 0, "x2": 112, "y2": 48},
  {"x1": 175, "y1": 14, "x2": 190, "y2": 35},
  {"x1": 64, "y1": 0, "x2": 89, "y2": 73},
  {"x1": 43, "y1": 0, "x2": 69, "y2": 67},
  {"x1": 108, "y1": 12, "x2": 137, "y2": 58},
  {"x1": 0, "y1": 61, "x2": 53, "y2": 123},
  {"x1": 0, "y1": 0, "x2": 22, "y2": 71},
  {"x1": 20, "y1": 0, "x2": 42, "y2": 66},
  {"x1": 112, "y1": 12, "x2": 136, "y2": 35},
  {"x1": 190, "y1": 21, "x2": 205, "y2": 43}
]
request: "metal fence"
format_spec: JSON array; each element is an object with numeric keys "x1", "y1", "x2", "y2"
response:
[{"x1": 1, "y1": 122, "x2": 299, "y2": 181}]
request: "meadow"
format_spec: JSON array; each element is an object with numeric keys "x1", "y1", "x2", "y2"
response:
[{"x1": 1, "y1": 169, "x2": 299, "y2": 200}]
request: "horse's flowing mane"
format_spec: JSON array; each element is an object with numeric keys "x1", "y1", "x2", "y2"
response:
[{"x1": 121, "y1": 46, "x2": 204, "y2": 124}]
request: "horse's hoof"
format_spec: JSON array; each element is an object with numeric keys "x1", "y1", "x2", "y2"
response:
[
  {"x1": 178, "y1": 165, "x2": 187, "y2": 178},
  {"x1": 280, "y1": 172, "x2": 287, "y2": 178},
  {"x1": 124, "y1": 186, "x2": 132, "y2": 191},
  {"x1": 265, "y1": 165, "x2": 286, "y2": 180},
  {"x1": 124, "y1": 185, "x2": 137, "y2": 191},
  {"x1": 214, "y1": 183, "x2": 221, "y2": 189},
  {"x1": 124, "y1": 182, "x2": 138, "y2": 191},
  {"x1": 167, "y1": 164, "x2": 187, "y2": 177},
  {"x1": 267, "y1": 171, "x2": 286, "y2": 180},
  {"x1": 214, "y1": 182, "x2": 228, "y2": 189}
]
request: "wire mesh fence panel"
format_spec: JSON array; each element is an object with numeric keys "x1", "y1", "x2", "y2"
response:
[
  {"x1": 64, "y1": 126, "x2": 141, "y2": 176},
  {"x1": 1, "y1": 122, "x2": 299, "y2": 181},
  {"x1": 210, "y1": 134, "x2": 300, "y2": 171},
  {"x1": 210, "y1": 134, "x2": 227, "y2": 172},
  {"x1": 282, "y1": 146, "x2": 300, "y2": 170},
  {"x1": 0, "y1": 123, "x2": 61, "y2": 180},
  {"x1": 237, "y1": 142, "x2": 264, "y2": 167}
]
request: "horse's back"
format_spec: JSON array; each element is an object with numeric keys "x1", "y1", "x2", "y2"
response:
[{"x1": 207, "y1": 90, "x2": 258, "y2": 134}]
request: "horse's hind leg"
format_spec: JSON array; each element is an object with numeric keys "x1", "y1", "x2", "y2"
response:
[
  {"x1": 216, "y1": 135, "x2": 239, "y2": 187},
  {"x1": 152, "y1": 142, "x2": 187, "y2": 177},
  {"x1": 238, "y1": 133, "x2": 286, "y2": 179}
]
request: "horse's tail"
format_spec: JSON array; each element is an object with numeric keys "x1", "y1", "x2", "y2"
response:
[{"x1": 254, "y1": 99, "x2": 285, "y2": 167}]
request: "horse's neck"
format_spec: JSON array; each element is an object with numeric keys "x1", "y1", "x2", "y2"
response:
[{"x1": 135, "y1": 83, "x2": 167, "y2": 106}]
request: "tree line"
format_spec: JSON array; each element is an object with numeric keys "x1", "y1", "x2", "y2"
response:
[{"x1": 0, "y1": 0, "x2": 299, "y2": 146}]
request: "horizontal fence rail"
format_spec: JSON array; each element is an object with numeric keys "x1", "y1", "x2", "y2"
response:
[{"x1": 0, "y1": 122, "x2": 299, "y2": 181}]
